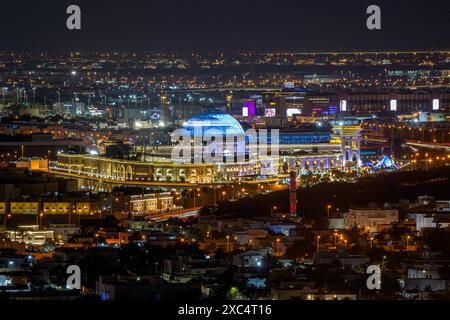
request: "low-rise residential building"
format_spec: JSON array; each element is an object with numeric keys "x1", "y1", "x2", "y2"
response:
[
  {"x1": 344, "y1": 208, "x2": 399, "y2": 232},
  {"x1": 43, "y1": 202, "x2": 72, "y2": 215},
  {"x1": 10, "y1": 201, "x2": 40, "y2": 215},
  {"x1": 130, "y1": 192, "x2": 175, "y2": 214},
  {"x1": 6, "y1": 228, "x2": 54, "y2": 245},
  {"x1": 47, "y1": 224, "x2": 80, "y2": 242}
]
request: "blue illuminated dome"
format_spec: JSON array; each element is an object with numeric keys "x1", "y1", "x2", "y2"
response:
[{"x1": 184, "y1": 109, "x2": 245, "y2": 137}]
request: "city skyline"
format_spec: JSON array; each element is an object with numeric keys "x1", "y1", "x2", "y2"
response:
[{"x1": 1, "y1": 0, "x2": 450, "y2": 308}]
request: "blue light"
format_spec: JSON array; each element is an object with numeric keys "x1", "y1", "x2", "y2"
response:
[{"x1": 184, "y1": 109, "x2": 245, "y2": 137}]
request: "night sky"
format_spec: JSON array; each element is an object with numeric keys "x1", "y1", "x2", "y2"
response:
[{"x1": 1, "y1": 0, "x2": 449, "y2": 51}]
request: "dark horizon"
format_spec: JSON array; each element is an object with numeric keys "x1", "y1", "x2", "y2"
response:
[{"x1": 1, "y1": 0, "x2": 449, "y2": 52}]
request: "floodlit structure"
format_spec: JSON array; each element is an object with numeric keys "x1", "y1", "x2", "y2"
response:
[
  {"x1": 52, "y1": 111, "x2": 362, "y2": 187},
  {"x1": 331, "y1": 119, "x2": 363, "y2": 166}
]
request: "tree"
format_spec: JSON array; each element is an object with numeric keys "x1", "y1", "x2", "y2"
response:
[
  {"x1": 285, "y1": 239, "x2": 314, "y2": 260},
  {"x1": 420, "y1": 228, "x2": 450, "y2": 255}
]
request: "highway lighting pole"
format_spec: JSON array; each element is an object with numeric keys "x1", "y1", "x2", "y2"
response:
[{"x1": 406, "y1": 235, "x2": 410, "y2": 254}]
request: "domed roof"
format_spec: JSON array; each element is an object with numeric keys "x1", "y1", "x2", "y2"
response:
[{"x1": 184, "y1": 109, "x2": 245, "y2": 137}]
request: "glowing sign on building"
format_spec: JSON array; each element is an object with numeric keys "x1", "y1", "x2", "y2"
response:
[
  {"x1": 284, "y1": 81, "x2": 295, "y2": 89},
  {"x1": 390, "y1": 99, "x2": 397, "y2": 111},
  {"x1": 328, "y1": 106, "x2": 337, "y2": 114},
  {"x1": 432, "y1": 99, "x2": 440, "y2": 111},
  {"x1": 243, "y1": 100, "x2": 256, "y2": 117},
  {"x1": 340, "y1": 100, "x2": 347, "y2": 112},
  {"x1": 265, "y1": 108, "x2": 276, "y2": 117},
  {"x1": 286, "y1": 108, "x2": 302, "y2": 117}
]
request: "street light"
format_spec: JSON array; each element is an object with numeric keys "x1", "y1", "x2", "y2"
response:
[
  {"x1": 271, "y1": 206, "x2": 277, "y2": 215},
  {"x1": 38, "y1": 213, "x2": 44, "y2": 230},
  {"x1": 327, "y1": 205, "x2": 332, "y2": 218},
  {"x1": 316, "y1": 235, "x2": 320, "y2": 253}
]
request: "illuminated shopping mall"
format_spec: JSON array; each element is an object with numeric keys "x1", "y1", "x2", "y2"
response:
[{"x1": 51, "y1": 110, "x2": 362, "y2": 187}]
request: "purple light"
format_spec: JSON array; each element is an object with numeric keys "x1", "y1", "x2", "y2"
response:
[{"x1": 243, "y1": 100, "x2": 256, "y2": 117}]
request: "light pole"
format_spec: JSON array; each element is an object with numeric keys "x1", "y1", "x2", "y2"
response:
[
  {"x1": 406, "y1": 235, "x2": 410, "y2": 253},
  {"x1": 226, "y1": 235, "x2": 230, "y2": 253},
  {"x1": 232, "y1": 184, "x2": 236, "y2": 200},
  {"x1": 316, "y1": 235, "x2": 320, "y2": 253},
  {"x1": 213, "y1": 186, "x2": 217, "y2": 206},
  {"x1": 189, "y1": 189, "x2": 196, "y2": 208},
  {"x1": 276, "y1": 238, "x2": 280, "y2": 255},
  {"x1": 271, "y1": 206, "x2": 277, "y2": 216},
  {"x1": 37, "y1": 213, "x2": 44, "y2": 230},
  {"x1": 327, "y1": 205, "x2": 331, "y2": 218},
  {"x1": 3, "y1": 214, "x2": 11, "y2": 229},
  {"x1": 190, "y1": 188, "x2": 201, "y2": 208}
]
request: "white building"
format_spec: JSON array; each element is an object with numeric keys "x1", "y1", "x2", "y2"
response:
[
  {"x1": 47, "y1": 224, "x2": 80, "y2": 242},
  {"x1": 415, "y1": 213, "x2": 450, "y2": 231},
  {"x1": 343, "y1": 208, "x2": 398, "y2": 232},
  {"x1": 7, "y1": 228, "x2": 54, "y2": 246},
  {"x1": 130, "y1": 192, "x2": 175, "y2": 215},
  {"x1": 232, "y1": 249, "x2": 268, "y2": 268}
]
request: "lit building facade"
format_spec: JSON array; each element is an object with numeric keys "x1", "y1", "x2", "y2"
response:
[
  {"x1": 52, "y1": 111, "x2": 361, "y2": 185},
  {"x1": 130, "y1": 192, "x2": 175, "y2": 215},
  {"x1": 344, "y1": 208, "x2": 399, "y2": 232},
  {"x1": 331, "y1": 119, "x2": 363, "y2": 166},
  {"x1": 10, "y1": 202, "x2": 39, "y2": 215}
]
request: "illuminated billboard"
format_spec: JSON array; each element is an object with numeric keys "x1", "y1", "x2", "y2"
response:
[
  {"x1": 328, "y1": 106, "x2": 337, "y2": 114},
  {"x1": 390, "y1": 99, "x2": 397, "y2": 111},
  {"x1": 286, "y1": 108, "x2": 302, "y2": 117},
  {"x1": 340, "y1": 100, "x2": 347, "y2": 112},
  {"x1": 284, "y1": 81, "x2": 295, "y2": 89},
  {"x1": 432, "y1": 99, "x2": 439, "y2": 111},
  {"x1": 264, "y1": 108, "x2": 276, "y2": 117},
  {"x1": 243, "y1": 100, "x2": 256, "y2": 117}
]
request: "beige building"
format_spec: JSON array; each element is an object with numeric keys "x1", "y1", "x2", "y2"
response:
[
  {"x1": 54, "y1": 153, "x2": 221, "y2": 184},
  {"x1": 10, "y1": 202, "x2": 40, "y2": 215},
  {"x1": 16, "y1": 159, "x2": 49, "y2": 172},
  {"x1": 0, "y1": 202, "x2": 6, "y2": 215},
  {"x1": 43, "y1": 202, "x2": 72, "y2": 215},
  {"x1": 75, "y1": 202, "x2": 99, "y2": 215},
  {"x1": 7, "y1": 229, "x2": 54, "y2": 246},
  {"x1": 344, "y1": 208, "x2": 399, "y2": 232},
  {"x1": 130, "y1": 193, "x2": 174, "y2": 215}
]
